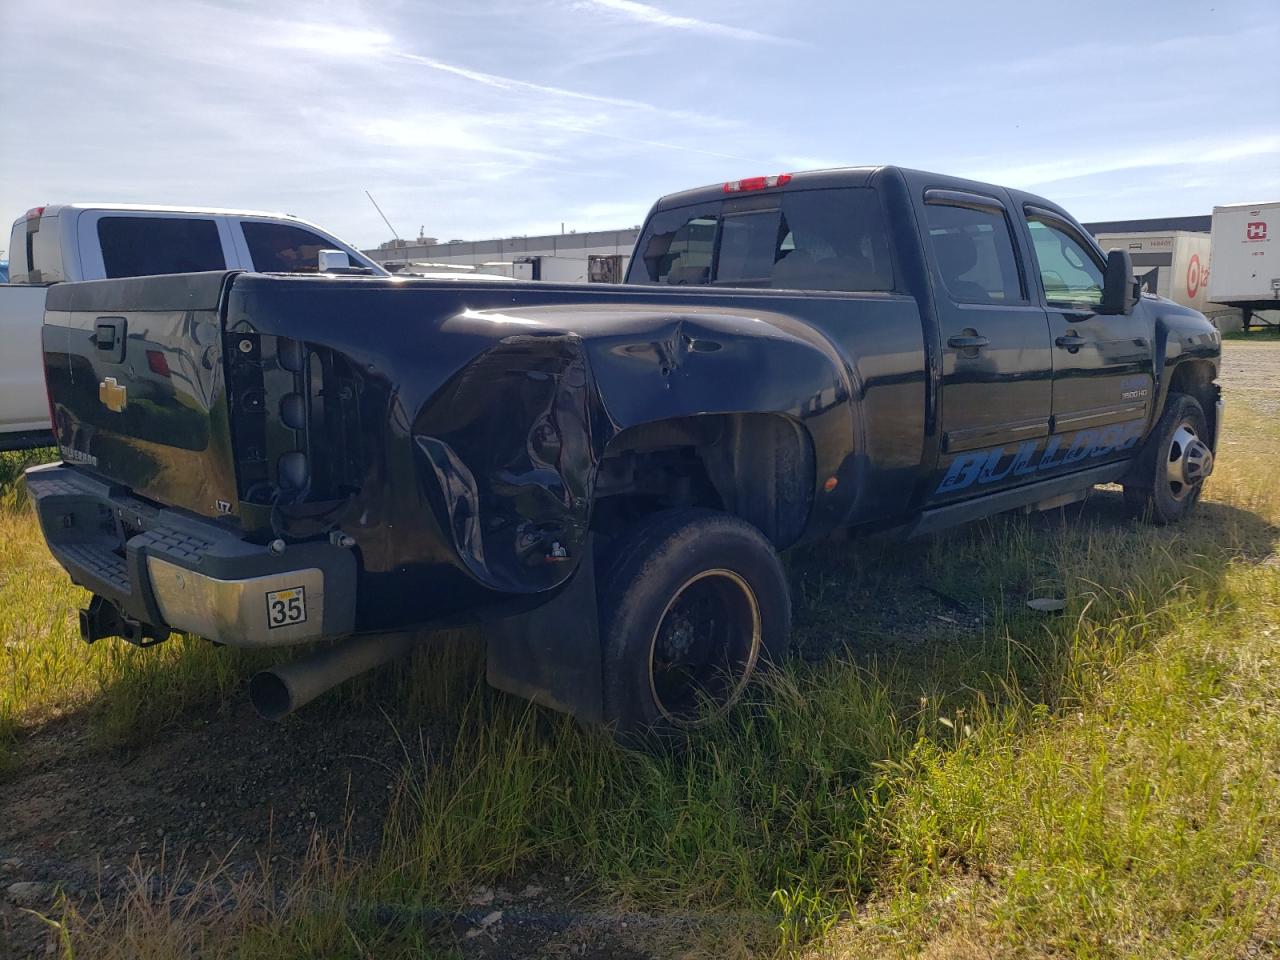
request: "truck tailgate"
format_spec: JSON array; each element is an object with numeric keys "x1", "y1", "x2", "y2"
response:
[{"x1": 43, "y1": 271, "x2": 239, "y2": 521}]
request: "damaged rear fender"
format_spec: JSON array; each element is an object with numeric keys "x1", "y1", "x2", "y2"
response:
[
  {"x1": 411, "y1": 331, "x2": 603, "y2": 594},
  {"x1": 412, "y1": 306, "x2": 854, "y2": 580}
]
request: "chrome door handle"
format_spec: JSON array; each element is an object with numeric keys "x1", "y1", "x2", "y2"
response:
[{"x1": 947, "y1": 335, "x2": 990, "y2": 349}]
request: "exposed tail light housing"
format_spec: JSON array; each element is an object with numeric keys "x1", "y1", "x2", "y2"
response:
[
  {"x1": 723, "y1": 173, "x2": 792, "y2": 194},
  {"x1": 278, "y1": 451, "x2": 309, "y2": 491}
]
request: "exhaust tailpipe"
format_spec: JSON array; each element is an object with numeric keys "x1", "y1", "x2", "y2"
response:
[{"x1": 250, "y1": 631, "x2": 420, "y2": 720}]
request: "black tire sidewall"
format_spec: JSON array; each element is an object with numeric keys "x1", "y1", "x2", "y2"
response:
[
  {"x1": 597, "y1": 509, "x2": 790, "y2": 737},
  {"x1": 1129, "y1": 393, "x2": 1208, "y2": 524}
]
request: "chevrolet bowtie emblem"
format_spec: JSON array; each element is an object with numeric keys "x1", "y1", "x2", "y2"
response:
[{"x1": 99, "y1": 377, "x2": 127, "y2": 413}]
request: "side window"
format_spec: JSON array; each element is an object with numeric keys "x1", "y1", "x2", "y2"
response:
[
  {"x1": 924, "y1": 203, "x2": 1023, "y2": 304},
  {"x1": 241, "y1": 221, "x2": 339, "y2": 273},
  {"x1": 631, "y1": 208, "x2": 718, "y2": 285},
  {"x1": 97, "y1": 217, "x2": 225, "y2": 279},
  {"x1": 1026, "y1": 216, "x2": 1104, "y2": 307},
  {"x1": 771, "y1": 187, "x2": 893, "y2": 291}
]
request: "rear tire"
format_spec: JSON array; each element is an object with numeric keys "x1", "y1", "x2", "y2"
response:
[
  {"x1": 1122, "y1": 393, "x2": 1213, "y2": 525},
  {"x1": 596, "y1": 509, "x2": 790, "y2": 741}
]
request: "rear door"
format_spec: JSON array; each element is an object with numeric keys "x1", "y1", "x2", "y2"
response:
[
  {"x1": 1023, "y1": 207, "x2": 1153, "y2": 457},
  {"x1": 75, "y1": 211, "x2": 237, "y2": 280},
  {"x1": 920, "y1": 190, "x2": 1054, "y2": 502}
]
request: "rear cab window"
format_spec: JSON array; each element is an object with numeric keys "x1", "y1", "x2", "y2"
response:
[
  {"x1": 627, "y1": 187, "x2": 894, "y2": 292},
  {"x1": 97, "y1": 216, "x2": 226, "y2": 278}
]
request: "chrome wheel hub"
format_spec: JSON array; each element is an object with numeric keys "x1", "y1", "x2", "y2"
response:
[{"x1": 1166, "y1": 423, "x2": 1213, "y2": 501}]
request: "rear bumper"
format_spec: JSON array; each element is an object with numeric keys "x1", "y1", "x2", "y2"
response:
[{"x1": 25, "y1": 464, "x2": 356, "y2": 647}]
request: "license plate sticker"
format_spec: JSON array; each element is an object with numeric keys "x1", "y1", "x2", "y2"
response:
[{"x1": 266, "y1": 586, "x2": 307, "y2": 628}]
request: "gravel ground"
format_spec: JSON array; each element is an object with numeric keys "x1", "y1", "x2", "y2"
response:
[
  {"x1": 2, "y1": 340, "x2": 1277, "y2": 958},
  {"x1": 1219, "y1": 340, "x2": 1280, "y2": 416}
]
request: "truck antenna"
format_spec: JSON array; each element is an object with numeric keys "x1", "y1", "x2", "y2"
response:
[{"x1": 365, "y1": 191, "x2": 403, "y2": 246}]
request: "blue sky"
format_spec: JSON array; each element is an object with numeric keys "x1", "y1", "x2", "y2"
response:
[{"x1": 1, "y1": 0, "x2": 1277, "y2": 252}]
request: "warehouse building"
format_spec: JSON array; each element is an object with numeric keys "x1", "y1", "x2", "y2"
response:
[
  {"x1": 363, "y1": 227, "x2": 640, "y2": 283},
  {"x1": 1082, "y1": 215, "x2": 1211, "y2": 235}
]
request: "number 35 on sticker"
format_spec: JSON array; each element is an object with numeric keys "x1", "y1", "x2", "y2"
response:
[{"x1": 266, "y1": 586, "x2": 307, "y2": 628}]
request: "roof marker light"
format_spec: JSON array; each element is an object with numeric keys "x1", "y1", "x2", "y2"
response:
[
  {"x1": 723, "y1": 173, "x2": 792, "y2": 194},
  {"x1": 25, "y1": 206, "x2": 46, "y2": 220}
]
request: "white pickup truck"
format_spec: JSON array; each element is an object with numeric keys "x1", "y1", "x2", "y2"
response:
[{"x1": 1, "y1": 204, "x2": 384, "y2": 451}]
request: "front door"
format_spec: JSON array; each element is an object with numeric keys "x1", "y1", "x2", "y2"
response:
[
  {"x1": 922, "y1": 190, "x2": 1054, "y2": 502},
  {"x1": 1023, "y1": 208, "x2": 1154, "y2": 464}
]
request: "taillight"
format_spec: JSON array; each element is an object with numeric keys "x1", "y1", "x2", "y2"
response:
[
  {"x1": 723, "y1": 173, "x2": 792, "y2": 193},
  {"x1": 25, "y1": 206, "x2": 46, "y2": 220},
  {"x1": 146, "y1": 349, "x2": 171, "y2": 377}
]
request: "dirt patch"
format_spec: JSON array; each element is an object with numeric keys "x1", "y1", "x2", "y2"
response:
[
  {"x1": 0, "y1": 696, "x2": 422, "y2": 957},
  {"x1": 0, "y1": 703, "x2": 405, "y2": 870}
]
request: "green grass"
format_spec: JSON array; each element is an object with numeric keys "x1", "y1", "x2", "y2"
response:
[
  {"x1": 376, "y1": 402, "x2": 1280, "y2": 957},
  {"x1": 362, "y1": 474, "x2": 1278, "y2": 957},
  {"x1": 1222, "y1": 325, "x2": 1280, "y2": 341},
  {"x1": 0, "y1": 449, "x2": 271, "y2": 770},
  {"x1": 5, "y1": 346, "x2": 1280, "y2": 957}
]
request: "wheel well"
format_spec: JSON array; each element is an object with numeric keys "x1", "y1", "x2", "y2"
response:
[
  {"x1": 1167, "y1": 359, "x2": 1219, "y2": 443},
  {"x1": 591, "y1": 414, "x2": 814, "y2": 548}
]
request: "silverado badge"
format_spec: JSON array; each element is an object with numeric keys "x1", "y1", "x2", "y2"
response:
[{"x1": 99, "y1": 377, "x2": 127, "y2": 413}]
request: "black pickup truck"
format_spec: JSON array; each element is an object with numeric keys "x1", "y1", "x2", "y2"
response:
[{"x1": 26, "y1": 166, "x2": 1222, "y2": 737}]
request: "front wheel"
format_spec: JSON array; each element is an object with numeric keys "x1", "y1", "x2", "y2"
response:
[
  {"x1": 596, "y1": 509, "x2": 791, "y2": 740},
  {"x1": 1123, "y1": 393, "x2": 1214, "y2": 524}
]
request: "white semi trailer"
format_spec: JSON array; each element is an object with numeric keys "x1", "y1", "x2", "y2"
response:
[
  {"x1": 511, "y1": 256, "x2": 589, "y2": 283},
  {"x1": 1208, "y1": 200, "x2": 1279, "y2": 329},
  {"x1": 1094, "y1": 230, "x2": 1213, "y2": 312}
]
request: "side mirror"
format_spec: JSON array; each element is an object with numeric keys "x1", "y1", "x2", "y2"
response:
[
  {"x1": 318, "y1": 249, "x2": 351, "y2": 273},
  {"x1": 1099, "y1": 249, "x2": 1139, "y2": 315}
]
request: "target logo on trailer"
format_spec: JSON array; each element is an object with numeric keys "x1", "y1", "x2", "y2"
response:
[
  {"x1": 1246, "y1": 221, "x2": 1268, "y2": 241},
  {"x1": 1186, "y1": 254, "x2": 1205, "y2": 299}
]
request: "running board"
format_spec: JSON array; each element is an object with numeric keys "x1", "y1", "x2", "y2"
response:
[{"x1": 907, "y1": 463, "x2": 1128, "y2": 539}]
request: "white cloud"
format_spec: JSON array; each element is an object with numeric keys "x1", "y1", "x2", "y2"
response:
[
  {"x1": 962, "y1": 134, "x2": 1280, "y2": 190},
  {"x1": 4, "y1": 0, "x2": 1274, "y2": 250},
  {"x1": 575, "y1": 0, "x2": 802, "y2": 45},
  {"x1": 353, "y1": 116, "x2": 557, "y2": 163},
  {"x1": 390, "y1": 50, "x2": 734, "y2": 128},
  {"x1": 270, "y1": 23, "x2": 395, "y2": 58}
]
